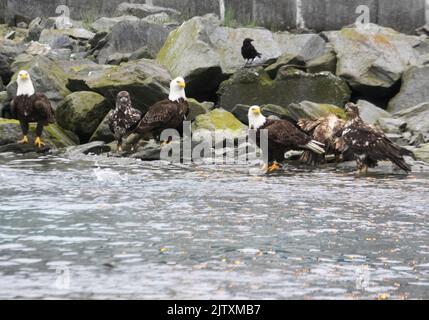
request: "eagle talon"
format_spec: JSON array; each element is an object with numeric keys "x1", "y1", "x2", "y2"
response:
[
  {"x1": 18, "y1": 135, "x2": 29, "y2": 144},
  {"x1": 267, "y1": 162, "x2": 282, "y2": 173},
  {"x1": 34, "y1": 137, "x2": 45, "y2": 148}
]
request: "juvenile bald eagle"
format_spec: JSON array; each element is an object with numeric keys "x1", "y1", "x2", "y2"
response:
[
  {"x1": 134, "y1": 77, "x2": 188, "y2": 143},
  {"x1": 298, "y1": 114, "x2": 345, "y2": 165},
  {"x1": 241, "y1": 38, "x2": 262, "y2": 64},
  {"x1": 108, "y1": 91, "x2": 142, "y2": 152},
  {"x1": 11, "y1": 70, "x2": 55, "y2": 148},
  {"x1": 335, "y1": 103, "x2": 415, "y2": 174},
  {"x1": 248, "y1": 106, "x2": 325, "y2": 172}
]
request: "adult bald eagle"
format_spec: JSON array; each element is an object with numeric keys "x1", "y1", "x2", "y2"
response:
[
  {"x1": 241, "y1": 38, "x2": 262, "y2": 64},
  {"x1": 335, "y1": 103, "x2": 415, "y2": 174},
  {"x1": 11, "y1": 70, "x2": 55, "y2": 148},
  {"x1": 298, "y1": 114, "x2": 345, "y2": 165},
  {"x1": 248, "y1": 106, "x2": 325, "y2": 172},
  {"x1": 108, "y1": 91, "x2": 142, "y2": 153},
  {"x1": 134, "y1": 77, "x2": 188, "y2": 144}
]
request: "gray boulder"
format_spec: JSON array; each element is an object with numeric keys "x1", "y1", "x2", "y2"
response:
[
  {"x1": 96, "y1": 20, "x2": 173, "y2": 64},
  {"x1": 324, "y1": 24, "x2": 422, "y2": 97},
  {"x1": 393, "y1": 103, "x2": 429, "y2": 141},
  {"x1": 218, "y1": 66, "x2": 351, "y2": 112},
  {"x1": 56, "y1": 91, "x2": 110, "y2": 143},
  {"x1": 76, "y1": 59, "x2": 171, "y2": 112},
  {"x1": 356, "y1": 100, "x2": 391, "y2": 125},
  {"x1": 157, "y1": 14, "x2": 326, "y2": 101},
  {"x1": 388, "y1": 65, "x2": 429, "y2": 113}
]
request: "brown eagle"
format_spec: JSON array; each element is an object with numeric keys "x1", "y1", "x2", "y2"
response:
[
  {"x1": 335, "y1": 103, "x2": 415, "y2": 174},
  {"x1": 133, "y1": 77, "x2": 188, "y2": 144},
  {"x1": 108, "y1": 91, "x2": 142, "y2": 153},
  {"x1": 11, "y1": 70, "x2": 55, "y2": 148},
  {"x1": 298, "y1": 114, "x2": 345, "y2": 165},
  {"x1": 248, "y1": 106, "x2": 325, "y2": 173}
]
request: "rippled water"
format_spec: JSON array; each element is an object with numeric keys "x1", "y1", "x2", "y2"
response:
[{"x1": 0, "y1": 152, "x2": 428, "y2": 300}]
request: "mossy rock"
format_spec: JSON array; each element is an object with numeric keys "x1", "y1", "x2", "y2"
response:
[
  {"x1": 83, "y1": 59, "x2": 171, "y2": 112},
  {"x1": 187, "y1": 98, "x2": 210, "y2": 122},
  {"x1": 0, "y1": 118, "x2": 78, "y2": 149},
  {"x1": 56, "y1": 92, "x2": 110, "y2": 143},
  {"x1": 192, "y1": 108, "x2": 248, "y2": 142},
  {"x1": 218, "y1": 67, "x2": 350, "y2": 111},
  {"x1": 89, "y1": 112, "x2": 115, "y2": 144}
]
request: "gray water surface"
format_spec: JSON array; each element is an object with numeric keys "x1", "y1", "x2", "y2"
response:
[{"x1": 0, "y1": 152, "x2": 428, "y2": 299}]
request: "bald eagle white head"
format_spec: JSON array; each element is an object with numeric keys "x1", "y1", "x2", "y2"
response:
[
  {"x1": 16, "y1": 70, "x2": 35, "y2": 96},
  {"x1": 248, "y1": 106, "x2": 266, "y2": 130},
  {"x1": 169, "y1": 77, "x2": 187, "y2": 102}
]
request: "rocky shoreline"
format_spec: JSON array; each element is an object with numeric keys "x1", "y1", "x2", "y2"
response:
[{"x1": 0, "y1": 2, "x2": 428, "y2": 165}]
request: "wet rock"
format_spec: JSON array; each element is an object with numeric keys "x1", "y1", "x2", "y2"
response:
[
  {"x1": 143, "y1": 13, "x2": 179, "y2": 27},
  {"x1": 89, "y1": 113, "x2": 115, "y2": 144},
  {"x1": 324, "y1": 24, "x2": 422, "y2": 97},
  {"x1": 80, "y1": 59, "x2": 170, "y2": 112},
  {"x1": 393, "y1": 103, "x2": 429, "y2": 141},
  {"x1": 0, "y1": 118, "x2": 78, "y2": 149},
  {"x1": 356, "y1": 100, "x2": 391, "y2": 125},
  {"x1": 56, "y1": 92, "x2": 110, "y2": 143},
  {"x1": 129, "y1": 140, "x2": 162, "y2": 161},
  {"x1": 231, "y1": 104, "x2": 250, "y2": 125},
  {"x1": 115, "y1": 2, "x2": 181, "y2": 20},
  {"x1": 39, "y1": 30, "x2": 75, "y2": 50},
  {"x1": 157, "y1": 14, "x2": 326, "y2": 101},
  {"x1": 96, "y1": 20, "x2": 172, "y2": 64},
  {"x1": 64, "y1": 141, "x2": 111, "y2": 156},
  {"x1": 46, "y1": 48, "x2": 72, "y2": 61},
  {"x1": 218, "y1": 67, "x2": 350, "y2": 112},
  {"x1": 6, "y1": 56, "x2": 71, "y2": 108},
  {"x1": 388, "y1": 65, "x2": 429, "y2": 113}
]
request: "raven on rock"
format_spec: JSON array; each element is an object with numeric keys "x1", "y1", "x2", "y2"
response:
[{"x1": 241, "y1": 38, "x2": 262, "y2": 64}]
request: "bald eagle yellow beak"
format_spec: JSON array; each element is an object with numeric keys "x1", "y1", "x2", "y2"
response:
[
  {"x1": 252, "y1": 107, "x2": 261, "y2": 115},
  {"x1": 178, "y1": 81, "x2": 186, "y2": 89},
  {"x1": 20, "y1": 73, "x2": 28, "y2": 80}
]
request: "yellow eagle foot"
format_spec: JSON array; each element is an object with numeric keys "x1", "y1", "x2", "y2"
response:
[
  {"x1": 18, "y1": 136, "x2": 29, "y2": 144},
  {"x1": 34, "y1": 137, "x2": 45, "y2": 148},
  {"x1": 267, "y1": 162, "x2": 282, "y2": 173}
]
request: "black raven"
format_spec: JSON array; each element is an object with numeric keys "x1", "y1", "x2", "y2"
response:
[{"x1": 241, "y1": 38, "x2": 262, "y2": 64}]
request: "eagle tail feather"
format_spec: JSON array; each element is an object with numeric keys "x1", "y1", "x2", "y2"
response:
[
  {"x1": 306, "y1": 140, "x2": 325, "y2": 155},
  {"x1": 391, "y1": 157, "x2": 412, "y2": 173},
  {"x1": 400, "y1": 147, "x2": 416, "y2": 160}
]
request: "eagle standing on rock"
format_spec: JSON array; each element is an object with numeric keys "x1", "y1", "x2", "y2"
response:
[
  {"x1": 298, "y1": 114, "x2": 345, "y2": 165},
  {"x1": 335, "y1": 103, "x2": 415, "y2": 174},
  {"x1": 248, "y1": 106, "x2": 325, "y2": 173},
  {"x1": 108, "y1": 91, "x2": 142, "y2": 153},
  {"x1": 133, "y1": 77, "x2": 188, "y2": 144},
  {"x1": 241, "y1": 38, "x2": 262, "y2": 64},
  {"x1": 11, "y1": 70, "x2": 55, "y2": 148}
]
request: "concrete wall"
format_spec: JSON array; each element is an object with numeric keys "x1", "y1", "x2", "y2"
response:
[{"x1": 0, "y1": 0, "x2": 426, "y2": 34}]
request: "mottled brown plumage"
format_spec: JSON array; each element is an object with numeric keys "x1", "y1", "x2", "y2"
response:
[
  {"x1": 298, "y1": 114, "x2": 345, "y2": 164},
  {"x1": 335, "y1": 103, "x2": 415, "y2": 173}
]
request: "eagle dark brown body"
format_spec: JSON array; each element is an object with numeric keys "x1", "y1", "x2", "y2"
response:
[
  {"x1": 12, "y1": 93, "x2": 55, "y2": 124},
  {"x1": 135, "y1": 98, "x2": 188, "y2": 139}
]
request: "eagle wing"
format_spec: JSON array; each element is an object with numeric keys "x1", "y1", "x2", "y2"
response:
[
  {"x1": 338, "y1": 125, "x2": 412, "y2": 172},
  {"x1": 266, "y1": 120, "x2": 311, "y2": 148},
  {"x1": 32, "y1": 93, "x2": 55, "y2": 124}
]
